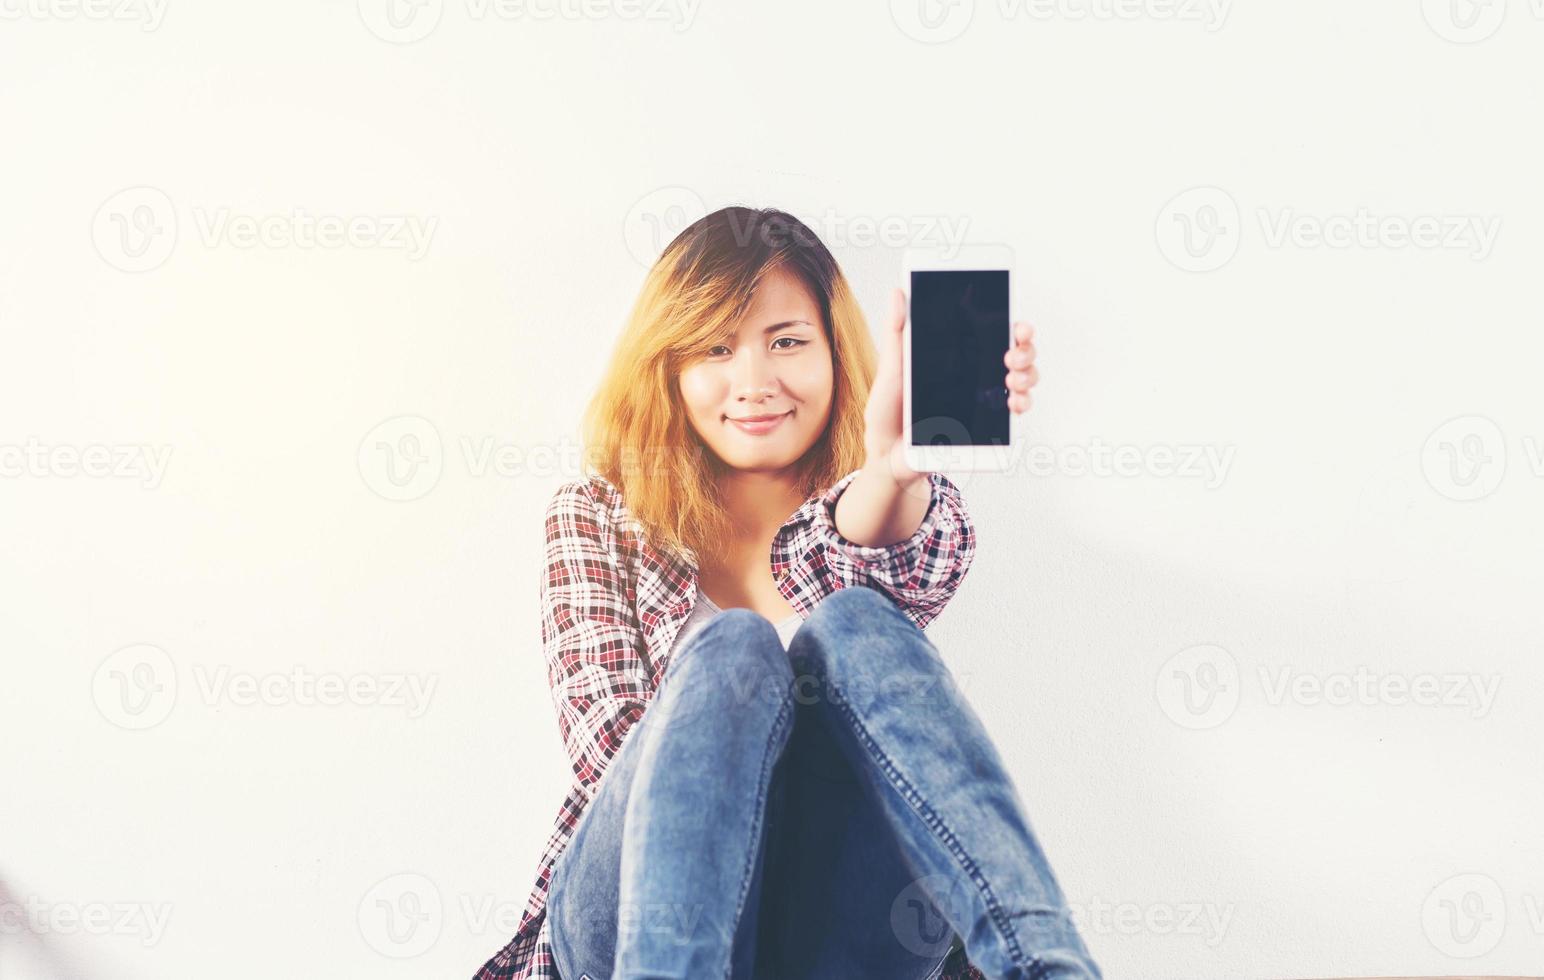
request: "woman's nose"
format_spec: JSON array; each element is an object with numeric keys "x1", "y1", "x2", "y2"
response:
[{"x1": 732, "y1": 353, "x2": 776, "y2": 401}]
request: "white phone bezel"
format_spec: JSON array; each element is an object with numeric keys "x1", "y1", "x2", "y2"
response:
[{"x1": 901, "y1": 244, "x2": 1015, "y2": 473}]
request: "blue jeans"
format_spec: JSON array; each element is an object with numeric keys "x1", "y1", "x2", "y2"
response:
[{"x1": 546, "y1": 586, "x2": 1102, "y2": 980}]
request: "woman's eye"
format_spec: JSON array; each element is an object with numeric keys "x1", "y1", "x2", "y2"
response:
[{"x1": 707, "y1": 337, "x2": 809, "y2": 356}]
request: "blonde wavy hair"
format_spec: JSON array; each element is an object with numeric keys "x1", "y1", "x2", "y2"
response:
[{"x1": 581, "y1": 206, "x2": 876, "y2": 564}]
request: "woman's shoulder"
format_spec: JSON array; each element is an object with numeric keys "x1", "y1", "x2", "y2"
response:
[
  {"x1": 543, "y1": 475, "x2": 644, "y2": 550},
  {"x1": 547, "y1": 474, "x2": 624, "y2": 513}
]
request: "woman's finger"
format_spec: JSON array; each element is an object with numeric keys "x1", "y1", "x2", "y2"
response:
[
  {"x1": 1004, "y1": 344, "x2": 1036, "y2": 369},
  {"x1": 1013, "y1": 321, "x2": 1035, "y2": 346},
  {"x1": 1005, "y1": 364, "x2": 1040, "y2": 391}
]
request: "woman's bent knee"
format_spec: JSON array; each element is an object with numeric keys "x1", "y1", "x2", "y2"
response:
[
  {"x1": 659, "y1": 606, "x2": 794, "y2": 704},
  {"x1": 795, "y1": 587, "x2": 941, "y2": 692}
]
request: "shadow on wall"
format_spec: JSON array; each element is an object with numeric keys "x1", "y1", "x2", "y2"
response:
[{"x1": 0, "y1": 873, "x2": 105, "y2": 979}]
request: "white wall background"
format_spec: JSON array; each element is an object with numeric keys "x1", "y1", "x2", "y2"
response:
[{"x1": 2, "y1": 1, "x2": 1542, "y2": 978}]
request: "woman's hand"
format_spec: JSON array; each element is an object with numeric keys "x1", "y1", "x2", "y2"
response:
[
  {"x1": 1003, "y1": 319, "x2": 1040, "y2": 413},
  {"x1": 862, "y1": 289, "x2": 919, "y2": 485},
  {"x1": 863, "y1": 288, "x2": 1043, "y2": 480}
]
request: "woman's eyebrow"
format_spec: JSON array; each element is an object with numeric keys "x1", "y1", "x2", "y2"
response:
[{"x1": 718, "y1": 320, "x2": 811, "y2": 343}]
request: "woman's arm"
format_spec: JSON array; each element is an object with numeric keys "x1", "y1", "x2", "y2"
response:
[
  {"x1": 819, "y1": 287, "x2": 1039, "y2": 627},
  {"x1": 831, "y1": 456, "x2": 931, "y2": 548},
  {"x1": 814, "y1": 467, "x2": 976, "y2": 631},
  {"x1": 539, "y1": 479, "x2": 651, "y2": 800}
]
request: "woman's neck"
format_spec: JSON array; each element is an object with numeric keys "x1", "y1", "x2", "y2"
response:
[{"x1": 715, "y1": 467, "x2": 807, "y2": 543}]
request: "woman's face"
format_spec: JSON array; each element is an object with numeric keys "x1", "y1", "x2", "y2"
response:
[{"x1": 678, "y1": 265, "x2": 834, "y2": 475}]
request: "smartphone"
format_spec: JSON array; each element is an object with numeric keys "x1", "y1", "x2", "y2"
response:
[{"x1": 901, "y1": 245, "x2": 1015, "y2": 472}]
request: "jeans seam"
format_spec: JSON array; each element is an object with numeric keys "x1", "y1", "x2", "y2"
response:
[
  {"x1": 829, "y1": 689, "x2": 1055, "y2": 980},
  {"x1": 721, "y1": 686, "x2": 794, "y2": 980}
]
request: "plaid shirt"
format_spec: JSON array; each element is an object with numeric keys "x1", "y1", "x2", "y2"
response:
[{"x1": 473, "y1": 467, "x2": 985, "y2": 980}]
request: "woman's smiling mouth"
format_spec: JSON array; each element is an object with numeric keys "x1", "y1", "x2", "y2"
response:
[{"x1": 725, "y1": 410, "x2": 792, "y2": 435}]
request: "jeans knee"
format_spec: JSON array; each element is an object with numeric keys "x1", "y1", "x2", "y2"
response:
[
  {"x1": 667, "y1": 606, "x2": 793, "y2": 692},
  {"x1": 794, "y1": 586, "x2": 938, "y2": 692}
]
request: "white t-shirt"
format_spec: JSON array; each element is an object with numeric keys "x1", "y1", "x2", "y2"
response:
[{"x1": 672, "y1": 587, "x2": 804, "y2": 653}]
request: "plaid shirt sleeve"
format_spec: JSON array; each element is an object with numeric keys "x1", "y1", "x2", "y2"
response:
[
  {"x1": 809, "y1": 468, "x2": 976, "y2": 631},
  {"x1": 541, "y1": 478, "x2": 651, "y2": 800}
]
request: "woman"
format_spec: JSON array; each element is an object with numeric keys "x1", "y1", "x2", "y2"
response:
[{"x1": 474, "y1": 208, "x2": 1100, "y2": 980}]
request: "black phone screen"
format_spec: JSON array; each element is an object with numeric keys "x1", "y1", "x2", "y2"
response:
[{"x1": 909, "y1": 268, "x2": 1011, "y2": 447}]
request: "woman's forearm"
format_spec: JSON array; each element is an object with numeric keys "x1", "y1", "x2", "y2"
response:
[{"x1": 832, "y1": 457, "x2": 931, "y2": 547}]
